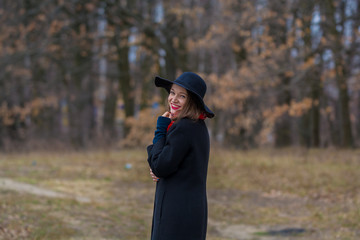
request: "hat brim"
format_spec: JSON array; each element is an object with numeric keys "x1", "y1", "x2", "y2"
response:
[
  {"x1": 155, "y1": 76, "x2": 215, "y2": 118},
  {"x1": 155, "y1": 76, "x2": 173, "y2": 92}
]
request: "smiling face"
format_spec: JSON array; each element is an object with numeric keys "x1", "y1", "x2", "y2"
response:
[{"x1": 168, "y1": 84, "x2": 188, "y2": 119}]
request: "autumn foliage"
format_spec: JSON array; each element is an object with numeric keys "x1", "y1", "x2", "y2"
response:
[{"x1": 0, "y1": 0, "x2": 359, "y2": 150}]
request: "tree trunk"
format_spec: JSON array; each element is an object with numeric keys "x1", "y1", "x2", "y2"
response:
[
  {"x1": 299, "y1": 0, "x2": 322, "y2": 147},
  {"x1": 178, "y1": 19, "x2": 188, "y2": 72},
  {"x1": 267, "y1": 0, "x2": 292, "y2": 147},
  {"x1": 336, "y1": 66, "x2": 353, "y2": 147},
  {"x1": 65, "y1": 3, "x2": 96, "y2": 148},
  {"x1": 103, "y1": 81, "x2": 118, "y2": 140},
  {"x1": 274, "y1": 75, "x2": 292, "y2": 147},
  {"x1": 117, "y1": 41, "x2": 135, "y2": 118},
  {"x1": 357, "y1": 91, "x2": 360, "y2": 146},
  {"x1": 321, "y1": 0, "x2": 353, "y2": 147},
  {"x1": 310, "y1": 74, "x2": 321, "y2": 147}
]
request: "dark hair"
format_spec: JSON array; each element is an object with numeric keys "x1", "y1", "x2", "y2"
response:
[{"x1": 168, "y1": 90, "x2": 204, "y2": 122}]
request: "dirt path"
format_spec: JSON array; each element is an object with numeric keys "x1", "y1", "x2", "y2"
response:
[
  {"x1": 207, "y1": 189, "x2": 315, "y2": 240},
  {"x1": 210, "y1": 220, "x2": 309, "y2": 240},
  {"x1": 0, "y1": 178, "x2": 91, "y2": 203}
]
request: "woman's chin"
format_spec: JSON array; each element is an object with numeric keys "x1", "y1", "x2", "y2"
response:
[{"x1": 170, "y1": 110, "x2": 180, "y2": 119}]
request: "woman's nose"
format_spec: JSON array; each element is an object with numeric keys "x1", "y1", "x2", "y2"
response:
[{"x1": 172, "y1": 96, "x2": 179, "y2": 102}]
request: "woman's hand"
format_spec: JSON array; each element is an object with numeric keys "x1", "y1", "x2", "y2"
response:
[
  {"x1": 163, "y1": 111, "x2": 176, "y2": 120},
  {"x1": 150, "y1": 168, "x2": 160, "y2": 182},
  {"x1": 162, "y1": 111, "x2": 171, "y2": 118}
]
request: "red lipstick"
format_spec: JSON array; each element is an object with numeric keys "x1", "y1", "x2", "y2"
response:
[{"x1": 171, "y1": 104, "x2": 180, "y2": 110}]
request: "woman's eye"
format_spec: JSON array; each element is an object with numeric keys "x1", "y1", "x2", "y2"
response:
[{"x1": 181, "y1": 95, "x2": 186, "y2": 98}]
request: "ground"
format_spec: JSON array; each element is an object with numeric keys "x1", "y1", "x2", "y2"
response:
[{"x1": 0, "y1": 148, "x2": 359, "y2": 239}]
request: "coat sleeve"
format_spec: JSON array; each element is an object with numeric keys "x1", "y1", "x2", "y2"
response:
[
  {"x1": 152, "y1": 116, "x2": 171, "y2": 144},
  {"x1": 147, "y1": 123, "x2": 190, "y2": 178}
]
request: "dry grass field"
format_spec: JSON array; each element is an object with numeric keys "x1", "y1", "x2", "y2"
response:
[{"x1": 0, "y1": 148, "x2": 359, "y2": 239}]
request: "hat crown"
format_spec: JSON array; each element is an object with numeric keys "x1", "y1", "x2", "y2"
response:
[{"x1": 174, "y1": 72, "x2": 206, "y2": 98}]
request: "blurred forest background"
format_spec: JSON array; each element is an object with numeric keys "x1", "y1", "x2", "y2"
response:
[{"x1": 0, "y1": 0, "x2": 359, "y2": 151}]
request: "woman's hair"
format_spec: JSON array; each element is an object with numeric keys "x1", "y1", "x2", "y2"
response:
[{"x1": 168, "y1": 89, "x2": 204, "y2": 122}]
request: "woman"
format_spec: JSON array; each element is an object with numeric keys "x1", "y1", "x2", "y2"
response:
[{"x1": 147, "y1": 72, "x2": 215, "y2": 240}]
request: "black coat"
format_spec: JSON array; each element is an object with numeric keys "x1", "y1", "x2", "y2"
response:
[{"x1": 147, "y1": 118, "x2": 210, "y2": 240}]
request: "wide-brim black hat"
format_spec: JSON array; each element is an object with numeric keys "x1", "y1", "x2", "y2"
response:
[{"x1": 155, "y1": 72, "x2": 215, "y2": 118}]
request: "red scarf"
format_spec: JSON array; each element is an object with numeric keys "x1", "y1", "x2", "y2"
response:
[{"x1": 167, "y1": 113, "x2": 207, "y2": 132}]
